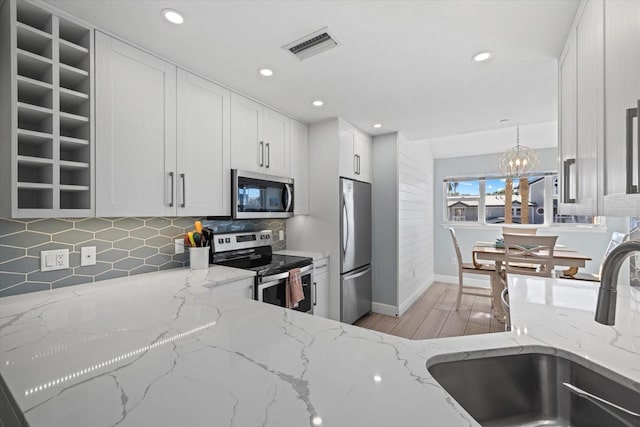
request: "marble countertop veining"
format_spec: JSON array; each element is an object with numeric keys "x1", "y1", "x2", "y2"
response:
[{"x1": 0, "y1": 269, "x2": 639, "y2": 427}]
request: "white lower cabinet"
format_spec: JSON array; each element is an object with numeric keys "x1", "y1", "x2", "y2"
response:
[
  {"x1": 210, "y1": 277, "x2": 254, "y2": 300},
  {"x1": 96, "y1": 32, "x2": 230, "y2": 216},
  {"x1": 313, "y1": 257, "x2": 330, "y2": 318}
]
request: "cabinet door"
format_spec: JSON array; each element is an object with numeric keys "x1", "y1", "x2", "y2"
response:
[
  {"x1": 177, "y1": 69, "x2": 231, "y2": 216},
  {"x1": 290, "y1": 119, "x2": 309, "y2": 215},
  {"x1": 230, "y1": 93, "x2": 263, "y2": 174},
  {"x1": 355, "y1": 131, "x2": 372, "y2": 183},
  {"x1": 339, "y1": 126, "x2": 356, "y2": 179},
  {"x1": 313, "y1": 271, "x2": 329, "y2": 318},
  {"x1": 558, "y1": 27, "x2": 577, "y2": 215},
  {"x1": 575, "y1": 0, "x2": 604, "y2": 216},
  {"x1": 210, "y1": 277, "x2": 254, "y2": 299},
  {"x1": 263, "y1": 107, "x2": 290, "y2": 177},
  {"x1": 95, "y1": 32, "x2": 176, "y2": 217},
  {"x1": 604, "y1": 0, "x2": 640, "y2": 197}
]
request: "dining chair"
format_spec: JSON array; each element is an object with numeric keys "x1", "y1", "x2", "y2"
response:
[
  {"x1": 503, "y1": 234, "x2": 559, "y2": 277},
  {"x1": 449, "y1": 228, "x2": 494, "y2": 310},
  {"x1": 502, "y1": 226, "x2": 537, "y2": 236},
  {"x1": 501, "y1": 287, "x2": 510, "y2": 331},
  {"x1": 559, "y1": 232, "x2": 628, "y2": 281}
]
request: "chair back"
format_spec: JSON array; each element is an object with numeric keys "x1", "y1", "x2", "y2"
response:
[
  {"x1": 449, "y1": 228, "x2": 463, "y2": 266},
  {"x1": 502, "y1": 226, "x2": 537, "y2": 236},
  {"x1": 503, "y1": 234, "x2": 558, "y2": 277}
]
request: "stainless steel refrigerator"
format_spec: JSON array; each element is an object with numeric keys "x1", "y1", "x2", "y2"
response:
[{"x1": 340, "y1": 178, "x2": 372, "y2": 324}]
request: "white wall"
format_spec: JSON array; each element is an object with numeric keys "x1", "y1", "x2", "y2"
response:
[
  {"x1": 433, "y1": 147, "x2": 628, "y2": 282},
  {"x1": 398, "y1": 137, "x2": 434, "y2": 313}
]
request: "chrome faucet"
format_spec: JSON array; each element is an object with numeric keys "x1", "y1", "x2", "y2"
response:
[{"x1": 595, "y1": 240, "x2": 640, "y2": 325}]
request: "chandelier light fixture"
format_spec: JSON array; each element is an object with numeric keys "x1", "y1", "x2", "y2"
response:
[{"x1": 498, "y1": 127, "x2": 538, "y2": 177}]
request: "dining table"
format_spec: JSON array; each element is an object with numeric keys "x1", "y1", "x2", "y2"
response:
[{"x1": 472, "y1": 242, "x2": 593, "y2": 322}]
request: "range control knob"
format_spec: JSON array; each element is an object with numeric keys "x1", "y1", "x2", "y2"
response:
[{"x1": 218, "y1": 238, "x2": 224, "y2": 244}]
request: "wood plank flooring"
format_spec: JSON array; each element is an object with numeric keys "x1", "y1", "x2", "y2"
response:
[{"x1": 354, "y1": 282, "x2": 505, "y2": 339}]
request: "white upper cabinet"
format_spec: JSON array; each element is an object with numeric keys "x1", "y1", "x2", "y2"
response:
[
  {"x1": 230, "y1": 92, "x2": 290, "y2": 177},
  {"x1": 558, "y1": 25, "x2": 577, "y2": 215},
  {"x1": 338, "y1": 120, "x2": 372, "y2": 183},
  {"x1": 176, "y1": 69, "x2": 231, "y2": 217},
  {"x1": 95, "y1": 32, "x2": 177, "y2": 217},
  {"x1": 290, "y1": 119, "x2": 309, "y2": 215},
  {"x1": 96, "y1": 33, "x2": 230, "y2": 217},
  {"x1": 604, "y1": 0, "x2": 640, "y2": 215}
]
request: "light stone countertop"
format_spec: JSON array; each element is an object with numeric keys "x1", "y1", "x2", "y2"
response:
[{"x1": 0, "y1": 268, "x2": 638, "y2": 426}]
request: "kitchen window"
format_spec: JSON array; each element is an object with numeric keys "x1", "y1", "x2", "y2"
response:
[{"x1": 444, "y1": 174, "x2": 600, "y2": 226}]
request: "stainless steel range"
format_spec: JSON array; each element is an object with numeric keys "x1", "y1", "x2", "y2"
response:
[{"x1": 212, "y1": 230, "x2": 314, "y2": 314}]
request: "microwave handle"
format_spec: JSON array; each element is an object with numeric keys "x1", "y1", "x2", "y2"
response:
[
  {"x1": 627, "y1": 103, "x2": 639, "y2": 194},
  {"x1": 284, "y1": 184, "x2": 292, "y2": 212},
  {"x1": 259, "y1": 141, "x2": 264, "y2": 167}
]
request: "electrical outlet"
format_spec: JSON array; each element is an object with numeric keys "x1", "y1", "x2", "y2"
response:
[
  {"x1": 80, "y1": 246, "x2": 96, "y2": 266},
  {"x1": 175, "y1": 238, "x2": 184, "y2": 254},
  {"x1": 278, "y1": 230, "x2": 285, "y2": 241},
  {"x1": 41, "y1": 249, "x2": 69, "y2": 272}
]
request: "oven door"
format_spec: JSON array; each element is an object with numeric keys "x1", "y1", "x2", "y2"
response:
[
  {"x1": 257, "y1": 265, "x2": 313, "y2": 314},
  {"x1": 232, "y1": 169, "x2": 294, "y2": 219}
]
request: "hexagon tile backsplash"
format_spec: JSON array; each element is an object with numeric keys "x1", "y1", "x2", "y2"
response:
[{"x1": 0, "y1": 217, "x2": 286, "y2": 296}]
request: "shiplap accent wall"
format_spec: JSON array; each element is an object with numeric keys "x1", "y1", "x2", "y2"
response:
[{"x1": 398, "y1": 139, "x2": 434, "y2": 313}]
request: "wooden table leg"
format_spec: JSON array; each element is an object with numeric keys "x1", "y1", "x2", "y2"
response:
[{"x1": 563, "y1": 266, "x2": 579, "y2": 276}]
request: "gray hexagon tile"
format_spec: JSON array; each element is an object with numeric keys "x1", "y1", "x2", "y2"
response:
[
  {"x1": 172, "y1": 217, "x2": 196, "y2": 228},
  {"x1": 113, "y1": 237, "x2": 144, "y2": 251},
  {"x1": 27, "y1": 242, "x2": 74, "y2": 257},
  {"x1": 95, "y1": 228, "x2": 128, "y2": 241},
  {"x1": 172, "y1": 253, "x2": 188, "y2": 263},
  {"x1": 98, "y1": 249, "x2": 128, "y2": 263},
  {"x1": 0, "y1": 219, "x2": 26, "y2": 236},
  {"x1": 95, "y1": 270, "x2": 128, "y2": 282},
  {"x1": 2, "y1": 281, "x2": 49, "y2": 296},
  {"x1": 53, "y1": 230, "x2": 93, "y2": 245},
  {"x1": 0, "y1": 272, "x2": 26, "y2": 290},
  {"x1": 114, "y1": 258, "x2": 144, "y2": 271},
  {"x1": 75, "y1": 218, "x2": 112, "y2": 232},
  {"x1": 113, "y1": 218, "x2": 144, "y2": 230},
  {"x1": 69, "y1": 252, "x2": 81, "y2": 268},
  {"x1": 28, "y1": 218, "x2": 74, "y2": 234},
  {"x1": 160, "y1": 261, "x2": 184, "y2": 271},
  {"x1": 130, "y1": 227, "x2": 157, "y2": 239},
  {"x1": 0, "y1": 231, "x2": 50, "y2": 248},
  {"x1": 130, "y1": 246, "x2": 158, "y2": 258},
  {"x1": 159, "y1": 226, "x2": 183, "y2": 238},
  {"x1": 145, "y1": 253, "x2": 171, "y2": 266},
  {"x1": 0, "y1": 256, "x2": 40, "y2": 274},
  {"x1": 159, "y1": 244, "x2": 175, "y2": 255},
  {"x1": 145, "y1": 236, "x2": 170, "y2": 248},
  {"x1": 75, "y1": 240, "x2": 112, "y2": 254},
  {"x1": 146, "y1": 217, "x2": 171, "y2": 229},
  {"x1": 75, "y1": 262, "x2": 111, "y2": 276},
  {"x1": 1, "y1": 246, "x2": 25, "y2": 263},
  {"x1": 130, "y1": 265, "x2": 158, "y2": 276},
  {"x1": 54, "y1": 275, "x2": 93, "y2": 289},
  {"x1": 28, "y1": 269, "x2": 72, "y2": 283}
]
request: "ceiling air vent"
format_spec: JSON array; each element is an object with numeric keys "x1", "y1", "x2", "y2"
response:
[{"x1": 283, "y1": 27, "x2": 339, "y2": 61}]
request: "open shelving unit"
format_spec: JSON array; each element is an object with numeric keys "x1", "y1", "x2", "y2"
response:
[{"x1": 1, "y1": 0, "x2": 94, "y2": 217}]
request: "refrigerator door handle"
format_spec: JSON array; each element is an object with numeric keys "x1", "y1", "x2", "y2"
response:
[
  {"x1": 626, "y1": 105, "x2": 639, "y2": 194},
  {"x1": 342, "y1": 198, "x2": 349, "y2": 257},
  {"x1": 343, "y1": 266, "x2": 372, "y2": 280}
]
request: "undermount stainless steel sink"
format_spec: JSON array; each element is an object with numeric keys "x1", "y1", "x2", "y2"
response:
[{"x1": 427, "y1": 350, "x2": 640, "y2": 427}]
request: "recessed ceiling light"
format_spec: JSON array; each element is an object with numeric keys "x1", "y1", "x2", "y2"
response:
[
  {"x1": 312, "y1": 100, "x2": 324, "y2": 107},
  {"x1": 472, "y1": 51, "x2": 493, "y2": 62},
  {"x1": 162, "y1": 9, "x2": 184, "y2": 24},
  {"x1": 373, "y1": 123, "x2": 382, "y2": 129},
  {"x1": 259, "y1": 68, "x2": 274, "y2": 77},
  {"x1": 312, "y1": 417, "x2": 322, "y2": 426}
]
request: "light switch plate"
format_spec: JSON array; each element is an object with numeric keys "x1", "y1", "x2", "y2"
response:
[
  {"x1": 279, "y1": 230, "x2": 285, "y2": 241},
  {"x1": 81, "y1": 246, "x2": 96, "y2": 266},
  {"x1": 41, "y1": 249, "x2": 69, "y2": 272},
  {"x1": 175, "y1": 238, "x2": 184, "y2": 254}
]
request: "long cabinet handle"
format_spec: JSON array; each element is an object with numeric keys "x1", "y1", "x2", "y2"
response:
[
  {"x1": 563, "y1": 158, "x2": 576, "y2": 203},
  {"x1": 265, "y1": 142, "x2": 270, "y2": 168},
  {"x1": 357, "y1": 154, "x2": 361, "y2": 175},
  {"x1": 180, "y1": 173, "x2": 186, "y2": 208},
  {"x1": 354, "y1": 154, "x2": 358, "y2": 175},
  {"x1": 168, "y1": 172, "x2": 175, "y2": 207},
  {"x1": 313, "y1": 281, "x2": 317, "y2": 306},
  {"x1": 259, "y1": 141, "x2": 264, "y2": 167},
  {"x1": 627, "y1": 103, "x2": 640, "y2": 194}
]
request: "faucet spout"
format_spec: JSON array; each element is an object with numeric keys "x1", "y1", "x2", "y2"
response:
[{"x1": 595, "y1": 240, "x2": 640, "y2": 325}]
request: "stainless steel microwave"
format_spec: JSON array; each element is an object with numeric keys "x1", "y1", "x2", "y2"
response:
[{"x1": 232, "y1": 170, "x2": 294, "y2": 219}]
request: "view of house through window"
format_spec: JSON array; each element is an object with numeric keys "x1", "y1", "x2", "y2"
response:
[{"x1": 444, "y1": 174, "x2": 596, "y2": 225}]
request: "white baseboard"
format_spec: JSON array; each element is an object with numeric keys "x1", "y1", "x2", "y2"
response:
[
  {"x1": 398, "y1": 279, "x2": 434, "y2": 317},
  {"x1": 371, "y1": 301, "x2": 398, "y2": 317},
  {"x1": 434, "y1": 274, "x2": 490, "y2": 288}
]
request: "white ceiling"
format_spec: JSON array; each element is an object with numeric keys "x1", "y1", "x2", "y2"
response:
[{"x1": 44, "y1": 0, "x2": 579, "y2": 140}]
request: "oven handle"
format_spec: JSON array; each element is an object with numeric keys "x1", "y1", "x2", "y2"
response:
[
  {"x1": 259, "y1": 264, "x2": 314, "y2": 283},
  {"x1": 284, "y1": 183, "x2": 293, "y2": 212}
]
